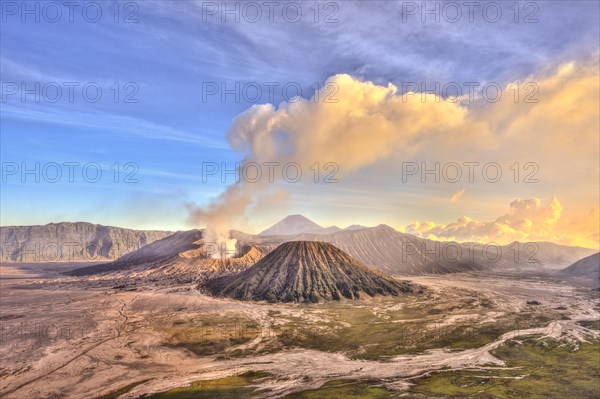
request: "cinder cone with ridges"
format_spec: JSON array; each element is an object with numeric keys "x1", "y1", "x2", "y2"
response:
[{"x1": 207, "y1": 241, "x2": 415, "y2": 303}]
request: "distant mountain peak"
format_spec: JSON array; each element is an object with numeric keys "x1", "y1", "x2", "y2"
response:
[
  {"x1": 282, "y1": 214, "x2": 319, "y2": 224},
  {"x1": 344, "y1": 224, "x2": 368, "y2": 231},
  {"x1": 259, "y1": 214, "x2": 325, "y2": 236}
]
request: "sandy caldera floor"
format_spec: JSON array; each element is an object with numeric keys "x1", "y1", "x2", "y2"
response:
[{"x1": 0, "y1": 264, "x2": 598, "y2": 398}]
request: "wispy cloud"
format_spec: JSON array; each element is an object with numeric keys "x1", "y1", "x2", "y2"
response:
[
  {"x1": 1, "y1": 105, "x2": 228, "y2": 148},
  {"x1": 450, "y1": 189, "x2": 465, "y2": 204}
]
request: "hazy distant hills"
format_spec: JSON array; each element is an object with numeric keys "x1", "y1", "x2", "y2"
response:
[
  {"x1": 520, "y1": 242, "x2": 597, "y2": 270},
  {"x1": 561, "y1": 252, "x2": 600, "y2": 280},
  {"x1": 0, "y1": 222, "x2": 172, "y2": 263},
  {"x1": 7, "y1": 217, "x2": 595, "y2": 280},
  {"x1": 207, "y1": 241, "x2": 415, "y2": 303},
  {"x1": 258, "y1": 216, "x2": 595, "y2": 273},
  {"x1": 287, "y1": 225, "x2": 597, "y2": 275}
]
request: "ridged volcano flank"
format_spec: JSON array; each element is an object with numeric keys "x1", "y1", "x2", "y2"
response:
[{"x1": 206, "y1": 241, "x2": 414, "y2": 303}]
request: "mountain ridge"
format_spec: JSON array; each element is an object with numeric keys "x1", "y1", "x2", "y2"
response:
[
  {"x1": 1, "y1": 222, "x2": 173, "y2": 263},
  {"x1": 63, "y1": 223, "x2": 596, "y2": 278},
  {"x1": 8, "y1": 219, "x2": 594, "y2": 278},
  {"x1": 259, "y1": 214, "x2": 368, "y2": 236},
  {"x1": 259, "y1": 214, "x2": 332, "y2": 236}
]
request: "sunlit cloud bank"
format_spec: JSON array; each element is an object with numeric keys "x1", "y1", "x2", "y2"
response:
[
  {"x1": 400, "y1": 198, "x2": 599, "y2": 249},
  {"x1": 189, "y1": 57, "x2": 599, "y2": 248}
]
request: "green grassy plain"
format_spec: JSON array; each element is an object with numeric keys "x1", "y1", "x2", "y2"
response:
[
  {"x1": 105, "y1": 335, "x2": 599, "y2": 399},
  {"x1": 410, "y1": 335, "x2": 600, "y2": 398},
  {"x1": 139, "y1": 371, "x2": 270, "y2": 399}
]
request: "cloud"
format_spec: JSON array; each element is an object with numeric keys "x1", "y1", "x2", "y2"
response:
[
  {"x1": 189, "y1": 58, "x2": 599, "y2": 249},
  {"x1": 227, "y1": 58, "x2": 599, "y2": 176},
  {"x1": 402, "y1": 197, "x2": 598, "y2": 248},
  {"x1": 2, "y1": 105, "x2": 228, "y2": 148},
  {"x1": 189, "y1": 73, "x2": 471, "y2": 239},
  {"x1": 450, "y1": 189, "x2": 465, "y2": 203},
  {"x1": 227, "y1": 73, "x2": 470, "y2": 173}
]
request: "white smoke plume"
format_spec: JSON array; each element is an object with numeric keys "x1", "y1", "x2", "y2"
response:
[
  {"x1": 187, "y1": 61, "x2": 599, "y2": 248},
  {"x1": 187, "y1": 74, "x2": 466, "y2": 241}
]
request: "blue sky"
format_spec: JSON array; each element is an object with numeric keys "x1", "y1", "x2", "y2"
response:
[{"x1": 1, "y1": 1, "x2": 599, "y2": 238}]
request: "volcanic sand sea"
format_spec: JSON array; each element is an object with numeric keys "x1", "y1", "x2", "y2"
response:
[{"x1": 0, "y1": 265, "x2": 597, "y2": 398}]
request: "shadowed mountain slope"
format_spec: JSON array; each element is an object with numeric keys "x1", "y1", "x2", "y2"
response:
[
  {"x1": 289, "y1": 225, "x2": 596, "y2": 275},
  {"x1": 561, "y1": 252, "x2": 600, "y2": 280},
  {"x1": 67, "y1": 230, "x2": 204, "y2": 275},
  {"x1": 67, "y1": 229, "x2": 266, "y2": 285}
]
